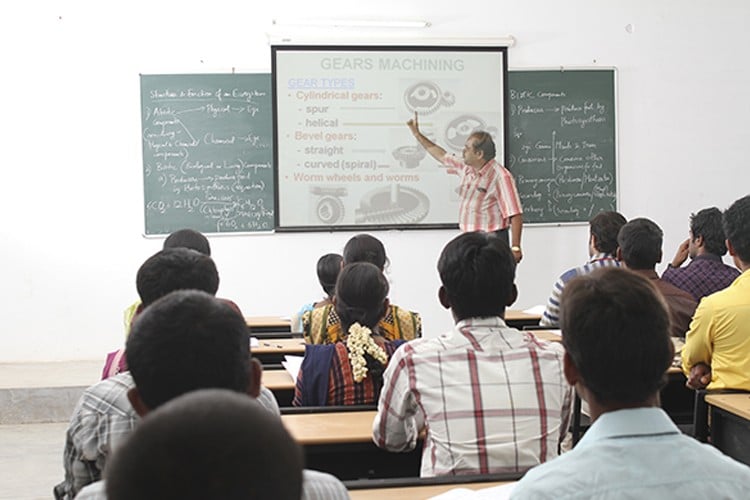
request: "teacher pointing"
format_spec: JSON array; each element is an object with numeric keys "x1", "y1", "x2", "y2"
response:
[{"x1": 407, "y1": 112, "x2": 524, "y2": 263}]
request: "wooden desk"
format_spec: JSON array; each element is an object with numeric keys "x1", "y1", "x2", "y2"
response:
[
  {"x1": 252, "y1": 338, "x2": 305, "y2": 367},
  {"x1": 245, "y1": 316, "x2": 291, "y2": 334},
  {"x1": 281, "y1": 410, "x2": 421, "y2": 480},
  {"x1": 349, "y1": 481, "x2": 513, "y2": 499},
  {"x1": 529, "y1": 329, "x2": 561, "y2": 343},
  {"x1": 263, "y1": 369, "x2": 295, "y2": 407},
  {"x1": 505, "y1": 309, "x2": 541, "y2": 329},
  {"x1": 706, "y1": 393, "x2": 750, "y2": 466}
]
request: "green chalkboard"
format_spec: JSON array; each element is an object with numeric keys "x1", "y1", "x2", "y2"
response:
[
  {"x1": 141, "y1": 74, "x2": 274, "y2": 234},
  {"x1": 508, "y1": 69, "x2": 617, "y2": 223}
]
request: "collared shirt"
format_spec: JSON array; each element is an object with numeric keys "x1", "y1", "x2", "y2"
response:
[
  {"x1": 510, "y1": 407, "x2": 750, "y2": 499},
  {"x1": 540, "y1": 253, "x2": 620, "y2": 327},
  {"x1": 682, "y1": 270, "x2": 750, "y2": 390},
  {"x1": 54, "y1": 373, "x2": 281, "y2": 499},
  {"x1": 662, "y1": 253, "x2": 740, "y2": 301},
  {"x1": 373, "y1": 317, "x2": 572, "y2": 477},
  {"x1": 75, "y1": 470, "x2": 350, "y2": 500},
  {"x1": 442, "y1": 155, "x2": 523, "y2": 232},
  {"x1": 648, "y1": 274, "x2": 698, "y2": 338}
]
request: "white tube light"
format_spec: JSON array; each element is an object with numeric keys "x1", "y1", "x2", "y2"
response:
[{"x1": 272, "y1": 18, "x2": 431, "y2": 29}]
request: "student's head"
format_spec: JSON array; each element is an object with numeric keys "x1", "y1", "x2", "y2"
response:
[
  {"x1": 437, "y1": 232, "x2": 517, "y2": 322},
  {"x1": 163, "y1": 228, "x2": 211, "y2": 256},
  {"x1": 689, "y1": 207, "x2": 728, "y2": 257},
  {"x1": 125, "y1": 290, "x2": 257, "y2": 413},
  {"x1": 136, "y1": 248, "x2": 219, "y2": 307},
  {"x1": 317, "y1": 253, "x2": 343, "y2": 298},
  {"x1": 589, "y1": 211, "x2": 627, "y2": 255},
  {"x1": 334, "y1": 262, "x2": 389, "y2": 333},
  {"x1": 106, "y1": 389, "x2": 303, "y2": 500},
  {"x1": 617, "y1": 218, "x2": 663, "y2": 270},
  {"x1": 723, "y1": 195, "x2": 750, "y2": 266},
  {"x1": 343, "y1": 234, "x2": 388, "y2": 270},
  {"x1": 560, "y1": 268, "x2": 673, "y2": 409}
]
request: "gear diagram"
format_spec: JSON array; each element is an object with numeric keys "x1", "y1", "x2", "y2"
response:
[
  {"x1": 355, "y1": 185, "x2": 430, "y2": 225},
  {"x1": 445, "y1": 114, "x2": 499, "y2": 151},
  {"x1": 404, "y1": 81, "x2": 455, "y2": 115}
]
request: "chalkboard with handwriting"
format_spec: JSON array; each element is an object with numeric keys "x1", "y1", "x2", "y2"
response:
[
  {"x1": 508, "y1": 69, "x2": 616, "y2": 223},
  {"x1": 140, "y1": 74, "x2": 274, "y2": 234}
]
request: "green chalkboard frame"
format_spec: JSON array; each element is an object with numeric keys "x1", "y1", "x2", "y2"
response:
[
  {"x1": 508, "y1": 68, "x2": 618, "y2": 224},
  {"x1": 140, "y1": 73, "x2": 275, "y2": 235}
]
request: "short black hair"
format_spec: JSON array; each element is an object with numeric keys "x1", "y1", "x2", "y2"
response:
[
  {"x1": 105, "y1": 389, "x2": 303, "y2": 500},
  {"x1": 617, "y1": 218, "x2": 663, "y2": 270},
  {"x1": 590, "y1": 211, "x2": 627, "y2": 254},
  {"x1": 468, "y1": 131, "x2": 496, "y2": 160},
  {"x1": 163, "y1": 229, "x2": 211, "y2": 256},
  {"x1": 691, "y1": 207, "x2": 728, "y2": 256},
  {"x1": 438, "y1": 232, "x2": 516, "y2": 321},
  {"x1": 317, "y1": 253, "x2": 343, "y2": 298},
  {"x1": 335, "y1": 262, "x2": 389, "y2": 333},
  {"x1": 136, "y1": 248, "x2": 219, "y2": 307},
  {"x1": 723, "y1": 195, "x2": 750, "y2": 263},
  {"x1": 126, "y1": 290, "x2": 250, "y2": 409},
  {"x1": 343, "y1": 234, "x2": 388, "y2": 270},
  {"x1": 561, "y1": 268, "x2": 673, "y2": 406}
]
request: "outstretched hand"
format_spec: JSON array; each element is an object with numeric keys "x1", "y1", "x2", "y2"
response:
[{"x1": 406, "y1": 111, "x2": 420, "y2": 136}]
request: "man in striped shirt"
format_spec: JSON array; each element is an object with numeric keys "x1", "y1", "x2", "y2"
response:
[
  {"x1": 373, "y1": 232, "x2": 572, "y2": 477},
  {"x1": 407, "y1": 112, "x2": 524, "y2": 262}
]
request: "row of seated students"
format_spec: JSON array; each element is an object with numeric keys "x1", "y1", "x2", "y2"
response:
[{"x1": 57, "y1": 195, "x2": 750, "y2": 499}]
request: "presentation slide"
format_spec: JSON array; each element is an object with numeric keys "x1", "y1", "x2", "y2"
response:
[{"x1": 273, "y1": 46, "x2": 507, "y2": 229}]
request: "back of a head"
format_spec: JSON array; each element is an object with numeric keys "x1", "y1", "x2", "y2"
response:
[
  {"x1": 136, "y1": 248, "x2": 219, "y2": 307},
  {"x1": 617, "y1": 218, "x2": 663, "y2": 270},
  {"x1": 317, "y1": 253, "x2": 343, "y2": 298},
  {"x1": 335, "y1": 262, "x2": 389, "y2": 332},
  {"x1": 691, "y1": 207, "x2": 728, "y2": 256},
  {"x1": 126, "y1": 290, "x2": 250, "y2": 409},
  {"x1": 560, "y1": 268, "x2": 673, "y2": 406},
  {"x1": 590, "y1": 211, "x2": 627, "y2": 254},
  {"x1": 163, "y1": 228, "x2": 211, "y2": 256},
  {"x1": 105, "y1": 389, "x2": 303, "y2": 500},
  {"x1": 343, "y1": 234, "x2": 387, "y2": 270},
  {"x1": 438, "y1": 232, "x2": 516, "y2": 321},
  {"x1": 723, "y1": 195, "x2": 750, "y2": 263}
]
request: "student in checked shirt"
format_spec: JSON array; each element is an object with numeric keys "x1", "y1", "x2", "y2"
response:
[
  {"x1": 407, "y1": 112, "x2": 524, "y2": 263},
  {"x1": 373, "y1": 232, "x2": 572, "y2": 477}
]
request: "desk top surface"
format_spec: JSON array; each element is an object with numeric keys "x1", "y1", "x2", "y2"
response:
[
  {"x1": 245, "y1": 316, "x2": 291, "y2": 328},
  {"x1": 705, "y1": 393, "x2": 750, "y2": 420},
  {"x1": 281, "y1": 410, "x2": 376, "y2": 445},
  {"x1": 253, "y1": 338, "x2": 306, "y2": 355},
  {"x1": 263, "y1": 369, "x2": 295, "y2": 390},
  {"x1": 349, "y1": 481, "x2": 513, "y2": 499},
  {"x1": 505, "y1": 309, "x2": 541, "y2": 321}
]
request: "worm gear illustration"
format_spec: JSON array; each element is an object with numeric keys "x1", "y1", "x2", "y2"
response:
[
  {"x1": 355, "y1": 185, "x2": 430, "y2": 224},
  {"x1": 404, "y1": 81, "x2": 455, "y2": 115}
]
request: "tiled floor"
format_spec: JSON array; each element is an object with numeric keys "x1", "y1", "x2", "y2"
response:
[{"x1": 0, "y1": 422, "x2": 68, "y2": 500}]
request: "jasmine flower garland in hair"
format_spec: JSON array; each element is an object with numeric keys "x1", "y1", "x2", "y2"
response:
[{"x1": 347, "y1": 323, "x2": 388, "y2": 382}]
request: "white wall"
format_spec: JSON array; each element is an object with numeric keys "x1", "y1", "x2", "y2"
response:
[{"x1": 1, "y1": 1, "x2": 747, "y2": 361}]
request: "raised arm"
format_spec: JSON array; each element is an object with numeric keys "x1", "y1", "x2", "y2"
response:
[{"x1": 407, "y1": 112, "x2": 447, "y2": 163}]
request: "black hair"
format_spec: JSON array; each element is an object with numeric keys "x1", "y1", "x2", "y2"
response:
[
  {"x1": 468, "y1": 131, "x2": 496, "y2": 160},
  {"x1": 723, "y1": 195, "x2": 750, "y2": 263},
  {"x1": 136, "y1": 248, "x2": 219, "y2": 307},
  {"x1": 343, "y1": 234, "x2": 388, "y2": 270},
  {"x1": 437, "y1": 232, "x2": 516, "y2": 321},
  {"x1": 105, "y1": 389, "x2": 303, "y2": 500},
  {"x1": 317, "y1": 253, "x2": 343, "y2": 298},
  {"x1": 589, "y1": 211, "x2": 627, "y2": 254},
  {"x1": 560, "y1": 268, "x2": 673, "y2": 406},
  {"x1": 126, "y1": 290, "x2": 250, "y2": 410},
  {"x1": 617, "y1": 218, "x2": 663, "y2": 270},
  {"x1": 690, "y1": 207, "x2": 727, "y2": 256},
  {"x1": 163, "y1": 229, "x2": 211, "y2": 256}
]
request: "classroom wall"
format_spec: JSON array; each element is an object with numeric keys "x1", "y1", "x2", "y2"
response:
[{"x1": 1, "y1": 1, "x2": 748, "y2": 362}]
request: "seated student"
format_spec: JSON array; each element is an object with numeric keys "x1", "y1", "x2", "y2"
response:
[
  {"x1": 662, "y1": 206, "x2": 740, "y2": 301},
  {"x1": 617, "y1": 218, "x2": 697, "y2": 337},
  {"x1": 510, "y1": 268, "x2": 750, "y2": 499},
  {"x1": 373, "y1": 232, "x2": 571, "y2": 477},
  {"x1": 292, "y1": 253, "x2": 342, "y2": 332},
  {"x1": 70, "y1": 291, "x2": 348, "y2": 500},
  {"x1": 293, "y1": 262, "x2": 405, "y2": 407},
  {"x1": 122, "y1": 228, "x2": 212, "y2": 333},
  {"x1": 55, "y1": 251, "x2": 281, "y2": 499},
  {"x1": 105, "y1": 389, "x2": 303, "y2": 500},
  {"x1": 303, "y1": 234, "x2": 422, "y2": 344},
  {"x1": 540, "y1": 211, "x2": 626, "y2": 327},
  {"x1": 102, "y1": 247, "x2": 241, "y2": 379},
  {"x1": 683, "y1": 195, "x2": 750, "y2": 392}
]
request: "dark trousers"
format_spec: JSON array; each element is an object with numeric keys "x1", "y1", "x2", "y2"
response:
[{"x1": 492, "y1": 228, "x2": 510, "y2": 245}]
